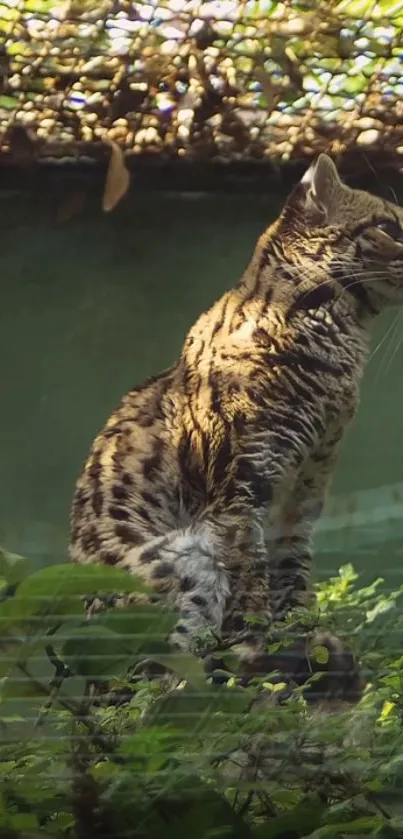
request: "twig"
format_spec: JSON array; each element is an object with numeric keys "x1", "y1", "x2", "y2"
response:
[
  {"x1": 34, "y1": 643, "x2": 71, "y2": 729},
  {"x1": 16, "y1": 661, "x2": 123, "y2": 759},
  {"x1": 237, "y1": 789, "x2": 254, "y2": 818}
]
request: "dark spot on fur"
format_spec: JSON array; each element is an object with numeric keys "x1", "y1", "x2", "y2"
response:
[
  {"x1": 139, "y1": 545, "x2": 159, "y2": 563},
  {"x1": 137, "y1": 411, "x2": 155, "y2": 428},
  {"x1": 213, "y1": 436, "x2": 231, "y2": 485},
  {"x1": 142, "y1": 490, "x2": 162, "y2": 508},
  {"x1": 246, "y1": 385, "x2": 266, "y2": 409},
  {"x1": 233, "y1": 412, "x2": 246, "y2": 435},
  {"x1": 236, "y1": 458, "x2": 273, "y2": 505},
  {"x1": 93, "y1": 490, "x2": 104, "y2": 516},
  {"x1": 81, "y1": 526, "x2": 101, "y2": 554},
  {"x1": 152, "y1": 562, "x2": 174, "y2": 578},
  {"x1": 180, "y1": 575, "x2": 196, "y2": 592},
  {"x1": 74, "y1": 487, "x2": 86, "y2": 509},
  {"x1": 208, "y1": 370, "x2": 221, "y2": 412},
  {"x1": 112, "y1": 485, "x2": 127, "y2": 501},
  {"x1": 178, "y1": 431, "x2": 207, "y2": 501},
  {"x1": 253, "y1": 327, "x2": 272, "y2": 347},
  {"x1": 115, "y1": 523, "x2": 143, "y2": 545},
  {"x1": 70, "y1": 522, "x2": 79, "y2": 543},
  {"x1": 142, "y1": 440, "x2": 164, "y2": 480},
  {"x1": 109, "y1": 505, "x2": 130, "y2": 521},
  {"x1": 225, "y1": 478, "x2": 236, "y2": 502},
  {"x1": 137, "y1": 505, "x2": 153, "y2": 524},
  {"x1": 190, "y1": 594, "x2": 208, "y2": 608},
  {"x1": 88, "y1": 459, "x2": 103, "y2": 515},
  {"x1": 100, "y1": 550, "x2": 119, "y2": 565}
]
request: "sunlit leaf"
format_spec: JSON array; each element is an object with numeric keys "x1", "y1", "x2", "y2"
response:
[
  {"x1": 25, "y1": 0, "x2": 53, "y2": 9},
  {"x1": 312, "y1": 645, "x2": 330, "y2": 665},
  {"x1": 0, "y1": 95, "x2": 19, "y2": 109}
]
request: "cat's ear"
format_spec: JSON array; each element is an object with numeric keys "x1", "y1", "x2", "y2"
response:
[{"x1": 299, "y1": 154, "x2": 342, "y2": 223}]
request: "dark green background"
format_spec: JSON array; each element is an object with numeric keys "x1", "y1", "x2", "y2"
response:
[{"x1": 1, "y1": 182, "x2": 402, "y2": 588}]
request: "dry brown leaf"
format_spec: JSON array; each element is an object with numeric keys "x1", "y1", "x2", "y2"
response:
[
  {"x1": 254, "y1": 66, "x2": 276, "y2": 111},
  {"x1": 102, "y1": 141, "x2": 130, "y2": 212}
]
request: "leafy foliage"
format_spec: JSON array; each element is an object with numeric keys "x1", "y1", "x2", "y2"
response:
[
  {"x1": 1, "y1": 0, "x2": 403, "y2": 177},
  {"x1": 0, "y1": 547, "x2": 403, "y2": 838}
]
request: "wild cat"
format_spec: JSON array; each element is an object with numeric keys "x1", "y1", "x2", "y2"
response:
[{"x1": 70, "y1": 154, "x2": 403, "y2": 696}]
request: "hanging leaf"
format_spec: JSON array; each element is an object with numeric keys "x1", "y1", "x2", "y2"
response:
[{"x1": 102, "y1": 141, "x2": 130, "y2": 212}]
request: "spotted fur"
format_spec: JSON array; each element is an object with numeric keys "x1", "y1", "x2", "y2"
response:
[{"x1": 70, "y1": 154, "x2": 403, "y2": 668}]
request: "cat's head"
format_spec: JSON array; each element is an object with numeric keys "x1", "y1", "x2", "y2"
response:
[{"x1": 280, "y1": 153, "x2": 403, "y2": 313}]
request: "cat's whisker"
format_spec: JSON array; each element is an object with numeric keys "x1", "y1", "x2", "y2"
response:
[
  {"x1": 373, "y1": 311, "x2": 402, "y2": 382},
  {"x1": 368, "y1": 313, "x2": 399, "y2": 365},
  {"x1": 381, "y1": 310, "x2": 403, "y2": 378}
]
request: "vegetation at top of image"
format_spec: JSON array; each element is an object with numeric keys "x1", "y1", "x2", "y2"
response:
[
  {"x1": 1, "y1": 0, "x2": 403, "y2": 177},
  {"x1": 1, "y1": 547, "x2": 403, "y2": 837}
]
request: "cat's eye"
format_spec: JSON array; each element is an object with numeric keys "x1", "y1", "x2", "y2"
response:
[{"x1": 376, "y1": 219, "x2": 403, "y2": 239}]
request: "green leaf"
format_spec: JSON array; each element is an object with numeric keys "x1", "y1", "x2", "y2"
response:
[
  {"x1": 62, "y1": 625, "x2": 138, "y2": 679},
  {"x1": 148, "y1": 681, "x2": 250, "y2": 734},
  {"x1": 0, "y1": 547, "x2": 31, "y2": 587},
  {"x1": 309, "y1": 816, "x2": 385, "y2": 838},
  {"x1": 25, "y1": 0, "x2": 52, "y2": 8},
  {"x1": 0, "y1": 563, "x2": 149, "y2": 636},
  {"x1": 312, "y1": 645, "x2": 330, "y2": 665},
  {"x1": 339, "y1": 563, "x2": 359, "y2": 584},
  {"x1": 1, "y1": 666, "x2": 48, "y2": 700},
  {"x1": 9, "y1": 812, "x2": 39, "y2": 830},
  {"x1": 99, "y1": 602, "x2": 176, "y2": 657},
  {"x1": 252, "y1": 795, "x2": 325, "y2": 838},
  {"x1": 160, "y1": 783, "x2": 254, "y2": 839},
  {"x1": 151, "y1": 651, "x2": 207, "y2": 689},
  {"x1": 0, "y1": 95, "x2": 19, "y2": 109}
]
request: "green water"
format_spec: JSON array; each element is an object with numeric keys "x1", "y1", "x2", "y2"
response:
[{"x1": 1, "y1": 185, "x2": 402, "y2": 589}]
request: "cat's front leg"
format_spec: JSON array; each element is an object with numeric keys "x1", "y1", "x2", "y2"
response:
[{"x1": 269, "y1": 428, "x2": 343, "y2": 620}]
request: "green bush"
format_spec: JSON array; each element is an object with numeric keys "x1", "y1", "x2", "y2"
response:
[{"x1": 0, "y1": 548, "x2": 403, "y2": 839}]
